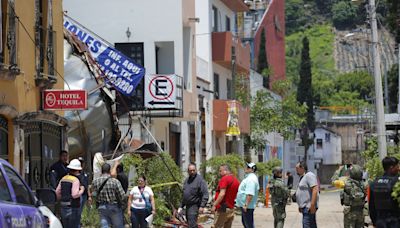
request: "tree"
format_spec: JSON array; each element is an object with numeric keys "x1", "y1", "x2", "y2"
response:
[
  {"x1": 332, "y1": 1, "x2": 358, "y2": 29},
  {"x1": 257, "y1": 29, "x2": 270, "y2": 88},
  {"x1": 297, "y1": 36, "x2": 314, "y2": 161},
  {"x1": 388, "y1": 64, "x2": 399, "y2": 113}
]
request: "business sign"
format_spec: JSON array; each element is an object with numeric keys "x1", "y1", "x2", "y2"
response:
[
  {"x1": 63, "y1": 15, "x2": 145, "y2": 96},
  {"x1": 43, "y1": 90, "x2": 87, "y2": 110},
  {"x1": 145, "y1": 74, "x2": 176, "y2": 109}
]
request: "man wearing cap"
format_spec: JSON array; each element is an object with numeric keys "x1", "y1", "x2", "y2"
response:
[
  {"x1": 270, "y1": 167, "x2": 290, "y2": 228},
  {"x1": 236, "y1": 162, "x2": 260, "y2": 228},
  {"x1": 56, "y1": 159, "x2": 85, "y2": 228}
]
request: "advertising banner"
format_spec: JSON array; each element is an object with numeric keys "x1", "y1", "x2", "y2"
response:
[
  {"x1": 43, "y1": 90, "x2": 87, "y2": 110},
  {"x1": 226, "y1": 100, "x2": 240, "y2": 136},
  {"x1": 63, "y1": 15, "x2": 145, "y2": 96}
]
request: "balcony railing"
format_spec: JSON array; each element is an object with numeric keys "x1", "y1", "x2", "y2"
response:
[{"x1": 212, "y1": 32, "x2": 250, "y2": 74}]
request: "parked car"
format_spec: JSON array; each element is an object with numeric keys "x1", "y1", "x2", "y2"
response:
[{"x1": 0, "y1": 158, "x2": 61, "y2": 227}]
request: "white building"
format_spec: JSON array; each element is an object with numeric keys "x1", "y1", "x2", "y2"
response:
[{"x1": 63, "y1": 0, "x2": 203, "y2": 169}]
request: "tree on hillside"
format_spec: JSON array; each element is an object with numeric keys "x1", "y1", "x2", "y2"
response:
[
  {"x1": 388, "y1": 64, "x2": 399, "y2": 113},
  {"x1": 297, "y1": 36, "x2": 314, "y2": 161},
  {"x1": 387, "y1": 0, "x2": 400, "y2": 44},
  {"x1": 257, "y1": 29, "x2": 269, "y2": 88},
  {"x1": 332, "y1": 1, "x2": 358, "y2": 29}
]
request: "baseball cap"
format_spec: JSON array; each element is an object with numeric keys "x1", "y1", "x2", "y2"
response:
[{"x1": 246, "y1": 162, "x2": 257, "y2": 172}]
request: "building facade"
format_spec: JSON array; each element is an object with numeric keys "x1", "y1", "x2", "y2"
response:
[{"x1": 0, "y1": 0, "x2": 66, "y2": 188}]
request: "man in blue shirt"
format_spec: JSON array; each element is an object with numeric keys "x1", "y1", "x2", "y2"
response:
[{"x1": 236, "y1": 163, "x2": 260, "y2": 228}]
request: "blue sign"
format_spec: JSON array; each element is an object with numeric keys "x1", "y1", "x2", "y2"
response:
[{"x1": 63, "y1": 16, "x2": 145, "y2": 96}]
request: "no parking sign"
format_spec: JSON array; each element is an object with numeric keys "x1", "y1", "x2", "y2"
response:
[{"x1": 145, "y1": 74, "x2": 177, "y2": 109}]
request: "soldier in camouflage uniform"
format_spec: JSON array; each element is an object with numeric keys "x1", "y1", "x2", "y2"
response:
[
  {"x1": 340, "y1": 165, "x2": 366, "y2": 228},
  {"x1": 269, "y1": 167, "x2": 290, "y2": 228}
]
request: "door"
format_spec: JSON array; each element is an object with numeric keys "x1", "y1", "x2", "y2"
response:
[
  {"x1": 24, "y1": 122, "x2": 41, "y2": 190},
  {"x1": 41, "y1": 123, "x2": 61, "y2": 188},
  {"x1": 169, "y1": 123, "x2": 181, "y2": 165}
]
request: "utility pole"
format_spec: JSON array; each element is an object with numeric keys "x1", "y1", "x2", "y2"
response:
[{"x1": 370, "y1": 0, "x2": 387, "y2": 159}]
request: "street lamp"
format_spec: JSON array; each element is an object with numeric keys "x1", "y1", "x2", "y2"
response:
[{"x1": 351, "y1": 0, "x2": 387, "y2": 159}]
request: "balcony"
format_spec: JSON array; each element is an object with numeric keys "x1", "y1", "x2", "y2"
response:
[
  {"x1": 221, "y1": 0, "x2": 249, "y2": 12},
  {"x1": 213, "y1": 100, "x2": 250, "y2": 134},
  {"x1": 212, "y1": 32, "x2": 250, "y2": 74}
]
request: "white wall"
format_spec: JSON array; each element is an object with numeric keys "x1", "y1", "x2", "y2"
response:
[
  {"x1": 195, "y1": 0, "x2": 212, "y2": 83},
  {"x1": 313, "y1": 128, "x2": 341, "y2": 165},
  {"x1": 64, "y1": 0, "x2": 184, "y2": 77}
]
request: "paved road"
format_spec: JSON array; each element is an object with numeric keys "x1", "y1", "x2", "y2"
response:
[{"x1": 203, "y1": 190, "x2": 366, "y2": 228}]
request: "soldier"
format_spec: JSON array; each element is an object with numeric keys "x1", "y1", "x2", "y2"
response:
[
  {"x1": 369, "y1": 156, "x2": 400, "y2": 227},
  {"x1": 340, "y1": 165, "x2": 366, "y2": 228},
  {"x1": 269, "y1": 167, "x2": 290, "y2": 228}
]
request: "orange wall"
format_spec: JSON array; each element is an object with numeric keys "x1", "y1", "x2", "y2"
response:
[{"x1": 213, "y1": 100, "x2": 250, "y2": 133}]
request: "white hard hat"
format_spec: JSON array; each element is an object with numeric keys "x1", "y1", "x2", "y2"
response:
[{"x1": 67, "y1": 159, "x2": 82, "y2": 171}]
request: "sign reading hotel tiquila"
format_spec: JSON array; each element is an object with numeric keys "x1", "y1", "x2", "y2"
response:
[{"x1": 43, "y1": 90, "x2": 88, "y2": 110}]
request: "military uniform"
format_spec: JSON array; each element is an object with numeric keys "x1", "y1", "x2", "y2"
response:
[
  {"x1": 340, "y1": 165, "x2": 366, "y2": 228},
  {"x1": 270, "y1": 176, "x2": 289, "y2": 228}
]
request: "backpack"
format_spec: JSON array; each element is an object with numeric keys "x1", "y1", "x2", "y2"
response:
[{"x1": 341, "y1": 179, "x2": 365, "y2": 207}]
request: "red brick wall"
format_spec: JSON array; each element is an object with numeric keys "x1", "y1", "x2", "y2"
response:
[{"x1": 254, "y1": 0, "x2": 286, "y2": 85}]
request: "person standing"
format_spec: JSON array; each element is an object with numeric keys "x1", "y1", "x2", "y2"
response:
[
  {"x1": 178, "y1": 163, "x2": 209, "y2": 228},
  {"x1": 236, "y1": 163, "x2": 260, "y2": 228},
  {"x1": 286, "y1": 171, "x2": 293, "y2": 204},
  {"x1": 211, "y1": 164, "x2": 240, "y2": 228},
  {"x1": 50, "y1": 150, "x2": 69, "y2": 189},
  {"x1": 92, "y1": 163, "x2": 125, "y2": 228},
  {"x1": 369, "y1": 157, "x2": 400, "y2": 227},
  {"x1": 295, "y1": 161, "x2": 319, "y2": 228},
  {"x1": 340, "y1": 164, "x2": 366, "y2": 228},
  {"x1": 55, "y1": 159, "x2": 85, "y2": 228},
  {"x1": 270, "y1": 167, "x2": 290, "y2": 228},
  {"x1": 78, "y1": 157, "x2": 90, "y2": 212},
  {"x1": 128, "y1": 175, "x2": 156, "y2": 228},
  {"x1": 111, "y1": 159, "x2": 129, "y2": 193}
]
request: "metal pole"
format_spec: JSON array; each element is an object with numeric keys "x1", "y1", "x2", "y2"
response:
[
  {"x1": 398, "y1": 46, "x2": 400, "y2": 113},
  {"x1": 370, "y1": 0, "x2": 387, "y2": 159}
]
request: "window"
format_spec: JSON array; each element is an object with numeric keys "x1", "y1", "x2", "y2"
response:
[
  {"x1": 212, "y1": 6, "x2": 218, "y2": 32},
  {"x1": 325, "y1": 133, "x2": 331, "y2": 142},
  {"x1": 213, "y1": 73, "x2": 219, "y2": 99},
  {"x1": 115, "y1": 43, "x2": 145, "y2": 113},
  {"x1": 225, "y1": 16, "x2": 231, "y2": 31},
  {"x1": 0, "y1": 169, "x2": 11, "y2": 202},
  {"x1": 3, "y1": 165, "x2": 35, "y2": 205},
  {"x1": 316, "y1": 139, "x2": 323, "y2": 149},
  {"x1": 8, "y1": 0, "x2": 17, "y2": 67}
]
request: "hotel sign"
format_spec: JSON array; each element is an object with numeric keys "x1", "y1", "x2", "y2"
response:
[{"x1": 43, "y1": 90, "x2": 87, "y2": 110}]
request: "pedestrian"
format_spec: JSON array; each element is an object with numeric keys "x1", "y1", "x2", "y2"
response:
[
  {"x1": 77, "y1": 157, "x2": 90, "y2": 215},
  {"x1": 369, "y1": 156, "x2": 400, "y2": 228},
  {"x1": 50, "y1": 150, "x2": 69, "y2": 189},
  {"x1": 340, "y1": 164, "x2": 366, "y2": 228},
  {"x1": 112, "y1": 159, "x2": 129, "y2": 193},
  {"x1": 286, "y1": 171, "x2": 293, "y2": 204},
  {"x1": 92, "y1": 163, "x2": 125, "y2": 228},
  {"x1": 270, "y1": 167, "x2": 290, "y2": 228},
  {"x1": 211, "y1": 164, "x2": 240, "y2": 228},
  {"x1": 295, "y1": 161, "x2": 319, "y2": 228},
  {"x1": 127, "y1": 175, "x2": 156, "y2": 228},
  {"x1": 235, "y1": 162, "x2": 260, "y2": 228},
  {"x1": 55, "y1": 159, "x2": 85, "y2": 228},
  {"x1": 178, "y1": 163, "x2": 209, "y2": 228}
]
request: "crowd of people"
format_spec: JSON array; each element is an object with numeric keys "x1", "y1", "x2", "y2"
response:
[{"x1": 49, "y1": 149, "x2": 400, "y2": 228}]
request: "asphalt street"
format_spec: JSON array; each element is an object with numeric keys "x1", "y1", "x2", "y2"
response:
[{"x1": 203, "y1": 190, "x2": 373, "y2": 228}]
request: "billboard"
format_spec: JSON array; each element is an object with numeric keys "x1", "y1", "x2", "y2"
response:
[{"x1": 63, "y1": 15, "x2": 145, "y2": 96}]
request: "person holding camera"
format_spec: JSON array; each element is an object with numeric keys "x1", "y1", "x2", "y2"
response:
[
  {"x1": 211, "y1": 164, "x2": 239, "y2": 228},
  {"x1": 236, "y1": 163, "x2": 260, "y2": 228}
]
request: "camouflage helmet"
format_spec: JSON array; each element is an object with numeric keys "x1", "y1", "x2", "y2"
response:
[
  {"x1": 272, "y1": 166, "x2": 283, "y2": 176},
  {"x1": 349, "y1": 164, "x2": 363, "y2": 180}
]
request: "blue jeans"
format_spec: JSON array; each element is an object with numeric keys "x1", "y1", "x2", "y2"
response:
[
  {"x1": 241, "y1": 207, "x2": 255, "y2": 228},
  {"x1": 98, "y1": 204, "x2": 124, "y2": 228},
  {"x1": 131, "y1": 208, "x2": 149, "y2": 228},
  {"x1": 302, "y1": 207, "x2": 317, "y2": 228},
  {"x1": 61, "y1": 206, "x2": 81, "y2": 228}
]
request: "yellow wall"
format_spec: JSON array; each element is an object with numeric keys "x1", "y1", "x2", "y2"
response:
[{"x1": 0, "y1": 0, "x2": 64, "y2": 164}]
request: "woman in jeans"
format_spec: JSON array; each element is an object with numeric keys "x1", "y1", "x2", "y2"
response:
[{"x1": 127, "y1": 175, "x2": 156, "y2": 227}]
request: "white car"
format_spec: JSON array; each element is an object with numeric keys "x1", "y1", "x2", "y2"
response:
[{"x1": 38, "y1": 206, "x2": 63, "y2": 228}]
